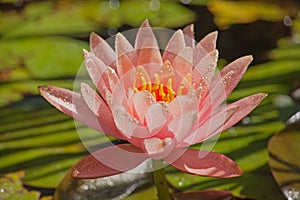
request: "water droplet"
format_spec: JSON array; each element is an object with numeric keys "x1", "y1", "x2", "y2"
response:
[
  {"x1": 242, "y1": 117, "x2": 250, "y2": 124},
  {"x1": 283, "y1": 16, "x2": 293, "y2": 27},
  {"x1": 149, "y1": 0, "x2": 160, "y2": 11},
  {"x1": 282, "y1": 187, "x2": 300, "y2": 200},
  {"x1": 206, "y1": 64, "x2": 214, "y2": 72},
  {"x1": 81, "y1": 184, "x2": 89, "y2": 191},
  {"x1": 223, "y1": 70, "x2": 234, "y2": 86},
  {"x1": 109, "y1": 0, "x2": 120, "y2": 10},
  {"x1": 181, "y1": 0, "x2": 191, "y2": 4}
]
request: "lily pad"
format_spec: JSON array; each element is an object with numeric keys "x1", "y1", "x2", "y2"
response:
[
  {"x1": 0, "y1": 171, "x2": 40, "y2": 200},
  {"x1": 268, "y1": 120, "x2": 300, "y2": 199}
]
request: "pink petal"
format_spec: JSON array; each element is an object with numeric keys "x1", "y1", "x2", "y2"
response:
[
  {"x1": 183, "y1": 93, "x2": 267, "y2": 147},
  {"x1": 83, "y1": 50, "x2": 107, "y2": 89},
  {"x1": 166, "y1": 149, "x2": 242, "y2": 178},
  {"x1": 143, "y1": 137, "x2": 174, "y2": 160},
  {"x1": 137, "y1": 39, "x2": 162, "y2": 66},
  {"x1": 193, "y1": 50, "x2": 218, "y2": 87},
  {"x1": 80, "y1": 83, "x2": 125, "y2": 139},
  {"x1": 38, "y1": 85, "x2": 101, "y2": 133},
  {"x1": 115, "y1": 33, "x2": 137, "y2": 77},
  {"x1": 168, "y1": 110, "x2": 198, "y2": 143},
  {"x1": 182, "y1": 24, "x2": 195, "y2": 48},
  {"x1": 220, "y1": 55, "x2": 253, "y2": 96},
  {"x1": 169, "y1": 95, "x2": 198, "y2": 117},
  {"x1": 209, "y1": 55, "x2": 253, "y2": 108},
  {"x1": 157, "y1": 61, "x2": 175, "y2": 86},
  {"x1": 198, "y1": 31, "x2": 218, "y2": 52},
  {"x1": 145, "y1": 103, "x2": 168, "y2": 135},
  {"x1": 222, "y1": 93, "x2": 268, "y2": 131},
  {"x1": 132, "y1": 90, "x2": 156, "y2": 122},
  {"x1": 181, "y1": 106, "x2": 237, "y2": 147},
  {"x1": 113, "y1": 109, "x2": 152, "y2": 138},
  {"x1": 90, "y1": 32, "x2": 116, "y2": 69},
  {"x1": 194, "y1": 31, "x2": 218, "y2": 65},
  {"x1": 162, "y1": 30, "x2": 186, "y2": 63},
  {"x1": 72, "y1": 144, "x2": 147, "y2": 178},
  {"x1": 172, "y1": 47, "x2": 193, "y2": 78},
  {"x1": 135, "y1": 20, "x2": 162, "y2": 66}
]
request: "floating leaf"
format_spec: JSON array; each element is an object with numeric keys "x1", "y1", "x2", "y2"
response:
[
  {"x1": 0, "y1": 1, "x2": 97, "y2": 39},
  {"x1": 0, "y1": 171, "x2": 40, "y2": 200},
  {"x1": 268, "y1": 121, "x2": 300, "y2": 199},
  {"x1": 78, "y1": 0, "x2": 195, "y2": 28}
]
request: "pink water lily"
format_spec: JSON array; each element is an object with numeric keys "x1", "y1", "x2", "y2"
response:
[{"x1": 38, "y1": 20, "x2": 267, "y2": 179}]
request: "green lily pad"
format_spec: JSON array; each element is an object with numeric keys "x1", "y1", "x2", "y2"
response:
[
  {"x1": 0, "y1": 171, "x2": 40, "y2": 200},
  {"x1": 78, "y1": 0, "x2": 195, "y2": 28},
  {"x1": 268, "y1": 121, "x2": 300, "y2": 199},
  {"x1": 0, "y1": 1, "x2": 97, "y2": 39}
]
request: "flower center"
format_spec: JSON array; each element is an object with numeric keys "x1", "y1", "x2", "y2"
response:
[{"x1": 134, "y1": 73, "x2": 184, "y2": 103}]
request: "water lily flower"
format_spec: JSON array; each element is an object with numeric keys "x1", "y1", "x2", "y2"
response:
[{"x1": 38, "y1": 20, "x2": 267, "y2": 179}]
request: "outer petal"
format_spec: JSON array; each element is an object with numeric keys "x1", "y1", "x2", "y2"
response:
[
  {"x1": 183, "y1": 24, "x2": 195, "y2": 48},
  {"x1": 135, "y1": 20, "x2": 162, "y2": 66},
  {"x1": 181, "y1": 106, "x2": 237, "y2": 147},
  {"x1": 204, "y1": 55, "x2": 253, "y2": 113},
  {"x1": 72, "y1": 144, "x2": 147, "y2": 178},
  {"x1": 80, "y1": 83, "x2": 125, "y2": 139},
  {"x1": 222, "y1": 93, "x2": 268, "y2": 131},
  {"x1": 193, "y1": 50, "x2": 218, "y2": 87},
  {"x1": 116, "y1": 33, "x2": 137, "y2": 77},
  {"x1": 183, "y1": 93, "x2": 267, "y2": 147},
  {"x1": 172, "y1": 47, "x2": 193, "y2": 78},
  {"x1": 198, "y1": 31, "x2": 218, "y2": 52},
  {"x1": 211, "y1": 56, "x2": 253, "y2": 106},
  {"x1": 220, "y1": 55, "x2": 253, "y2": 97},
  {"x1": 38, "y1": 85, "x2": 101, "y2": 133},
  {"x1": 162, "y1": 30, "x2": 186, "y2": 63},
  {"x1": 84, "y1": 50, "x2": 119, "y2": 103},
  {"x1": 166, "y1": 149, "x2": 242, "y2": 178},
  {"x1": 90, "y1": 32, "x2": 116, "y2": 69},
  {"x1": 194, "y1": 31, "x2": 218, "y2": 66}
]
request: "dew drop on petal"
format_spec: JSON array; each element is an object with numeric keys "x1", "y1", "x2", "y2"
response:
[{"x1": 223, "y1": 70, "x2": 234, "y2": 87}]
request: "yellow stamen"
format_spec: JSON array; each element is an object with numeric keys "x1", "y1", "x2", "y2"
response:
[
  {"x1": 177, "y1": 85, "x2": 184, "y2": 96},
  {"x1": 133, "y1": 61, "x2": 187, "y2": 103},
  {"x1": 154, "y1": 73, "x2": 160, "y2": 90},
  {"x1": 140, "y1": 76, "x2": 147, "y2": 90}
]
